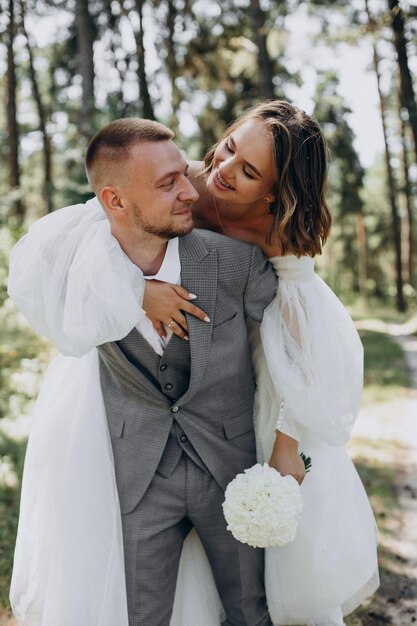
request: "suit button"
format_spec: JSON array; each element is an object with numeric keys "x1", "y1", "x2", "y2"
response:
[
  {"x1": 171, "y1": 406, "x2": 179, "y2": 413},
  {"x1": 180, "y1": 435, "x2": 188, "y2": 443},
  {"x1": 165, "y1": 383, "x2": 173, "y2": 390},
  {"x1": 160, "y1": 364, "x2": 167, "y2": 371}
]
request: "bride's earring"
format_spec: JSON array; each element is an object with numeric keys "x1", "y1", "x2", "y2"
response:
[{"x1": 264, "y1": 197, "x2": 274, "y2": 215}]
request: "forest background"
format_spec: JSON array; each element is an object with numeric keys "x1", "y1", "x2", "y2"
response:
[
  {"x1": 0, "y1": 0, "x2": 417, "y2": 623},
  {"x1": 2, "y1": 0, "x2": 417, "y2": 309}
]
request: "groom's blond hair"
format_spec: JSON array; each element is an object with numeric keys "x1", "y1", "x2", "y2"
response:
[{"x1": 85, "y1": 118, "x2": 174, "y2": 189}]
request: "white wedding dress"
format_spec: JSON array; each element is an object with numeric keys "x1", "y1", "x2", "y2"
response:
[{"x1": 8, "y1": 198, "x2": 379, "y2": 626}]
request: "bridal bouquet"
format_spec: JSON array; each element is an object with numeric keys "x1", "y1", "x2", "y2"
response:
[{"x1": 222, "y1": 463, "x2": 303, "y2": 548}]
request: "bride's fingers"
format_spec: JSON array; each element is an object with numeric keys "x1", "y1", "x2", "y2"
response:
[
  {"x1": 172, "y1": 285, "x2": 198, "y2": 301},
  {"x1": 297, "y1": 470, "x2": 306, "y2": 485},
  {"x1": 154, "y1": 321, "x2": 167, "y2": 338},
  {"x1": 178, "y1": 300, "x2": 210, "y2": 323},
  {"x1": 167, "y1": 319, "x2": 189, "y2": 340},
  {"x1": 172, "y1": 312, "x2": 189, "y2": 334},
  {"x1": 172, "y1": 286, "x2": 210, "y2": 323},
  {"x1": 283, "y1": 471, "x2": 304, "y2": 485}
]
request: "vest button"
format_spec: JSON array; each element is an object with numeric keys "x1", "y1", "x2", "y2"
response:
[
  {"x1": 165, "y1": 383, "x2": 173, "y2": 391},
  {"x1": 160, "y1": 364, "x2": 167, "y2": 371},
  {"x1": 171, "y1": 406, "x2": 179, "y2": 413},
  {"x1": 180, "y1": 435, "x2": 188, "y2": 443}
]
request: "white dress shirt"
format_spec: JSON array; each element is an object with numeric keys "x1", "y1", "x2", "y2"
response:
[{"x1": 135, "y1": 237, "x2": 181, "y2": 356}]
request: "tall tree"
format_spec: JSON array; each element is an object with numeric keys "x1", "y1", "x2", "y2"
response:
[
  {"x1": 20, "y1": 0, "x2": 53, "y2": 213},
  {"x1": 165, "y1": 0, "x2": 182, "y2": 133},
  {"x1": 75, "y1": 0, "x2": 96, "y2": 140},
  {"x1": 6, "y1": 0, "x2": 23, "y2": 218},
  {"x1": 399, "y1": 109, "x2": 415, "y2": 286},
  {"x1": 102, "y1": 0, "x2": 130, "y2": 117},
  {"x1": 134, "y1": 0, "x2": 155, "y2": 119},
  {"x1": 366, "y1": 0, "x2": 406, "y2": 311},
  {"x1": 388, "y1": 0, "x2": 417, "y2": 165},
  {"x1": 249, "y1": 0, "x2": 274, "y2": 99},
  {"x1": 315, "y1": 73, "x2": 368, "y2": 302}
]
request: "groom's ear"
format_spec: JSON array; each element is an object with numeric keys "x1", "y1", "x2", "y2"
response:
[{"x1": 100, "y1": 186, "x2": 125, "y2": 215}]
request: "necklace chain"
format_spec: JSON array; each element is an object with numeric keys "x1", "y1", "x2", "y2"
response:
[{"x1": 213, "y1": 197, "x2": 227, "y2": 235}]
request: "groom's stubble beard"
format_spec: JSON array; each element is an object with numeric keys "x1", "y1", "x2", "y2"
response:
[{"x1": 132, "y1": 202, "x2": 194, "y2": 240}]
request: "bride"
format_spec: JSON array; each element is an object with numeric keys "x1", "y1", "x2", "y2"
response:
[{"x1": 8, "y1": 100, "x2": 379, "y2": 626}]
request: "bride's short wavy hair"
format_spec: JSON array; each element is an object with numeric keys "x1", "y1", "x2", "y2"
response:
[{"x1": 204, "y1": 101, "x2": 331, "y2": 257}]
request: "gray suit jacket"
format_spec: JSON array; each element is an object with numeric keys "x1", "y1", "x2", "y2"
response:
[{"x1": 98, "y1": 230, "x2": 277, "y2": 514}]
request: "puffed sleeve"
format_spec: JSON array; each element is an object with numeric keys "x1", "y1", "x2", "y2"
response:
[
  {"x1": 8, "y1": 198, "x2": 146, "y2": 357},
  {"x1": 260, "y1": 256, "x2": 363, "y2": 446}
]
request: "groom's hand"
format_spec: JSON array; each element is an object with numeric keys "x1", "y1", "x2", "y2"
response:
[
  {"x1": 143, "y1": 280, "x2": 210, "y2": 340},
  {"x1": 269, "y1": 431, "x2": 306, "y2": 485}
]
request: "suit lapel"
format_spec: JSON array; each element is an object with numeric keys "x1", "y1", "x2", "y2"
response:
[{"x1": 176, "y1": 232, "x2": 217, "y2": 406}]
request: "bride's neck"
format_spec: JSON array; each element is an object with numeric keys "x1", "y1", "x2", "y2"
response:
[
  {"x1": 216, "y1": 198, "x2": 264, "y2": 224},
  {"x1": 214, "y1": 198, "x2": 273, "y2": 235},
  {"x1": 211, "y1": 198, "x2": 284, "y2": 257}
]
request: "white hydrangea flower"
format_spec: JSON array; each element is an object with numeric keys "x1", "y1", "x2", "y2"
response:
[{"x1": 222, "y1": 463, "x2": 303, "y2": 548}]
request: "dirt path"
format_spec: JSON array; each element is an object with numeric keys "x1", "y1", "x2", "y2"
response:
[{"x1": 346, "y1": 326, "x2": 417, "y2": 626}]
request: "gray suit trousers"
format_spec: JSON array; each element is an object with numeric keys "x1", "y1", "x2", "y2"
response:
[{"x1": 122, "y1": 452, "x2": 272, "y2": 626}]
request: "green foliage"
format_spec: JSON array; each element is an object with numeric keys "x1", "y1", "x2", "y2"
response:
[
  {"x1": 360, "y1": 329, "x2": 410, "y2": 403},
  {"x1": 0, "y1": 433, "x2": 26, "y2": 609},
  {"x1": 314, "y1": 71, "x2": 367, "y2": 296},
  {"x1": 0, "y1": 305, "x2": 52, "y2": 606},
  {"x1": 1, "y1": 0, "x2": 416, "y2": 303},
  {"x1": 0, "y1": 223, "x2": 52, "y2": 609}
]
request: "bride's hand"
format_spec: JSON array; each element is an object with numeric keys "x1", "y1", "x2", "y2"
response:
[
  {"x1": 269, "y1": 431, "x2": 306, "y2": 485},
  {"x1": 143, "y1": 280, "x2": 210, "y2": 340}
]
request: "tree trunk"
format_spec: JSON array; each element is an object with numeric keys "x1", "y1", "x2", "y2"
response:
[
  {"x1": 103, "y1": 0, "x2": 129, "y2": 117},
  {"x1": 355, "y1": 213, "x2": 368, "y2": 306},
  {"x1": 249, "y1": 0, "x2": 274, "y2": 99},
  {"x1": 389, "y1": 0, "x2": 417, "y2": 165},
  {"x1": 166, "y1": 0, "x2": 181, "y2": 134},
  {"x1": 6, "y1": 0, "x2": 23, "y2": 218},
  {"x1": 366, "y1": 0, "x2": 406, "y2": 311},
  {"x1": 20, "y1": 0, "x2": 53, "y2": 213},
  {"x1": 134, "y1": 0, "x2": 155, "y2": 120},
  {"x1": 375, "y1": 56, "x2": 405, "y2": 312},
  {"x1": 75, "y1": 0, "x2": 96, "y2": 140},
  {"x1": 400, "y1": 111, "x2": 415, "y2": 286}
]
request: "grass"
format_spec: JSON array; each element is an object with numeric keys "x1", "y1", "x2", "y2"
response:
[
  {"x1": 347, "y1": 302, "x2": 410, "y2": 324},
  {"x1": 347, "y1": 300, "x2": 415, "y2": 325},
  {"x1": 0, "y1": 436, "x2": 26, "y2": 608},
  {"x1": 360, "y1": 329, "x2": 410, "y2": 405},
  {"x1": 344, "y1": 436, "x2": 416, "y2": 626}
]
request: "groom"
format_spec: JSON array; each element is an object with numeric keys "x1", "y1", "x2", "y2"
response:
[{"x1": 86, "y1": 118, "x2": 277, "y2": 626}]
